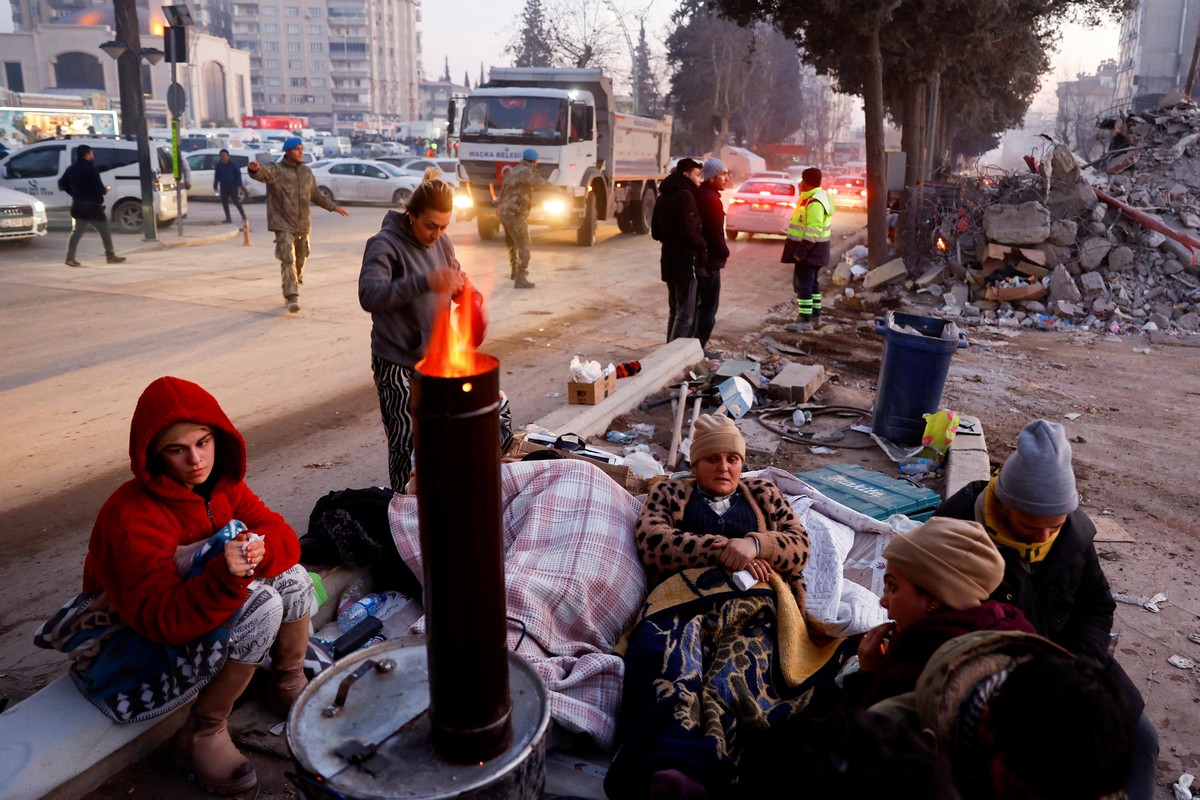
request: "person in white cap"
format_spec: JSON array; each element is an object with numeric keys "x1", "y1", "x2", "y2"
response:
[
  {"x1": 935, "y1": 418, "x2": 1157, "y2": 800},
  {"x1": 248, "y1": 136, "x2": 349, "y2": 313}
]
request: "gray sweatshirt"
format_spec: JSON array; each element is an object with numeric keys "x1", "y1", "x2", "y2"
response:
[{"x1": 358, "y1": 210, "x2": 461, "y2": 367}]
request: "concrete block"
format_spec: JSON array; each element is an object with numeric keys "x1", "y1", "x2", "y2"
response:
[
  {"x1": 1079, "y1": 237, "x2": 1112, "y2": 271},
  {"x1": 982, "y1": 201, "x2": 1051, "y2": 245},
  {"x1": 734, "y1": 417, "x2": 780, "y2": 464},
  {"x1": 862, "y1": 257, "x2": 907, "y2": 290},
  {"x1": 768, "y1": 363, "x2": 826, "y2": 402},
  {"x1": 1047, "y1": 264, "x2": 1082, "y2": 304},
  {"x1": 1078, "y1": 271, "x2": 1107, "y2": 297},
  {"x1": 915, "y1": 263, "x2": 945, "y2": 287},
  {"x1": 0, "y1": 676, "x2": 190, "y2": 800},
  {"x1": 536, "y1": 337, "x2": 705, "y2": 439},
  {"x1": 944, "y1": 414, "x2": 990, "y2": 500}
]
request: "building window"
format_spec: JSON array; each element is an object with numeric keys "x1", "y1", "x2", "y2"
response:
[
  {"x1": 310, "y1": 60, "x2": 324, "y2": 70},
  {"x1": 310, "y1": 42, "x2": 323, "y2": 52},
  {"x1": 307, "y1": 6, "x2": 321, "y2": 16},
  {"x1": 286, "y1": 23, "x2": 300, "y2": 33},
  {"x1": 311, "y1": 76, "x2": 325, "y2": 86},
  {"x1": 4, "y1": 62, "x2": 24, "y2": 93},
  {"x1": 285, "y1": 5, "x2": 299, "y2": 15},
  {"x1": 261, "y1": 4, "x2": 276, "y2": 13},
  {"x1": 265, "y1": 41, "x2": 279, "y2": 51},
  {"x1": 265, "y1": 58, "x2": 280, "y2": 68},
  {"x1": 267, "y1": 77, "x2": 281, "y2": 86},
  {"x1": 290, "y1": 77, "x2": 306, "y2": 87},
  {"x1": 288, "y1": 58, "x2": 302, "y2": 69},
  {"x1": 308, "y1": 24, "x2": 321, "y2": 34},
  {"x1": 314, "y1": 94, "x2": 325, "y2": 104},
  {"x1": 263, "y1": 22, "x2": 277, "y2": 32},
  {"x1": 268, "y1": 93, "x2": 284, "y2": 103},
  {"x1": 287, "y1": 41, "x2": 301, "y2": 51}
]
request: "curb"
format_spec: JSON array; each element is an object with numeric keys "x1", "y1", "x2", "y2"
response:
[
  {"x1": 123, "y1": 227, "x2": 241, "y2": 255},
  {"x1": 944, "y1": 414, "x2": 991, "y2": 499}
]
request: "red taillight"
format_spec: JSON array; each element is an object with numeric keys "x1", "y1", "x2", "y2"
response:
[
  {"x1": 731, "y1": 197, "x2": 747, "y2": 204},
  {"x1": 859, "y1": 190, "x2": 867, "y2": 197},
  {"x1": 776, "y1": 201, "x2": 796, "y2": 208}
]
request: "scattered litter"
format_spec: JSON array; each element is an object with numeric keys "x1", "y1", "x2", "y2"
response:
[
  {"x1": 792, "y1": 409, "x2": 813, "y2": 427},
  {"x1": 1174, "y1": 773, "x2": 1195, "y2": 800},
  {"x1": 809, "y1": 446, "x2": 835, "y2": 455},
  {"x1": 1168, "y1": 655, "x2": 1196, "y2": 670},
  {"x1": 303, "y1": 461, "x2": 344, "y2": 469},
  {"x1": 270, "y1": 720, "x2": 287, "y2": 736},
  {"x1": 1112, "y1": 591, "x2": 1168, "y2": 612},
  {"x1": 630, "y1": 423, "x2": 656, "y2": 438},
  {"x1": 523, "y1": 337, "x2": 536, "y2": 343},
  {"x1": 546, "y1": 392, "x2": 561, "y2": 398},
  {"x1": 1188, "y1": 632, "x2": 1200, "y2": 645},
  {"x1": 1062, "y1": 412, "x2": 1082, "y2": 421},
  {"x1": 850, "y1": 423, "x2": 873, "y2": 435},
  {"x1": 1133, "y1": 347, "x2": 1154, "y2": 354},
  {"x1": 605, "y1": 429, "x2": 636, "y2": 444}
]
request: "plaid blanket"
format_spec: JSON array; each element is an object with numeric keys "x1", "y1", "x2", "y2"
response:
[{"x1": 388, "y1": 459, "x2": 647, "y2": 749}]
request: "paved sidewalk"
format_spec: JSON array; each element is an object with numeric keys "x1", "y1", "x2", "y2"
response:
[{"x1": 123, "y1": 219, "x2": 244, "y2": 254}]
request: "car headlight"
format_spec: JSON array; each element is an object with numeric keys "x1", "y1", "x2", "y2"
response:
[
  {"x1": 33, "y1": 200, "x2": 47, "y2": 222},
  {"x1": 542, "y1": 197, "x2": 566, "y2": 215},
  {"x1": 453, "y1": 192, "x2": 473, "y2": 209}
]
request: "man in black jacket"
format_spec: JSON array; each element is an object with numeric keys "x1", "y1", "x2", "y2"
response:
[
  {"x1": 935, "y1": 419, "x2": 1157, "y2": 800},
  {"x1": 61, "y1": 145, "x2": 125, "y2": 267},
  {"x1": 651, "y1": 158, "x2": 705, "y2": 342},
  {"x1": 695, "y1": 157, "x2": 731, "y2": 357}
]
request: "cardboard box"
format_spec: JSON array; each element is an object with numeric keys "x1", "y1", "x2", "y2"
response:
[
  {"x1": 985, "y1": 282, "x2": 1048, "y2": 302},
  {"x1": 567, "y1": 371, "x2": 617, "y2": 405},
  {"x1": 504, "y1": 435, "x2": 648, "y2": 494}
]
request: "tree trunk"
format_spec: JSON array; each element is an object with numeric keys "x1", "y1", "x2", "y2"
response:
[
  {"x1": 901, "y1": 82, "x2": 925, "y2": 191},
  {"x1": 863, "y1": 29, "x2": 887, "y2": 267}
]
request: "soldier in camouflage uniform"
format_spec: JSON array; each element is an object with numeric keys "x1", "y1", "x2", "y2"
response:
[{"x1": 497, "y1": 148, "x2": 550, "y2": 289}]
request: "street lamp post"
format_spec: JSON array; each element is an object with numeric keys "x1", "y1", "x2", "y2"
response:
[
  {"x1": 163, "y1": 6, "x2": 194, "y2": 239},
  {"x1": 106, "y1": 0, "x2": 159, "y2": 241}
]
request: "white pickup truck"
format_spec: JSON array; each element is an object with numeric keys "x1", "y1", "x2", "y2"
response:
[{"x1": 454, "y1": 67, "x2": 672, "y2": 246}]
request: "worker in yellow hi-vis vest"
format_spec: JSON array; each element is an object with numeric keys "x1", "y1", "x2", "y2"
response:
[{"x1": 780, "y1": 167, "x2": 833, "y2": 332}]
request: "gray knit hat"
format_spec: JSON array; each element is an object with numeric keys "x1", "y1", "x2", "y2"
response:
[
  {"x1": 702, "y1": 157, "x2": 727, "y2": 182},
  {"x1": 995, "y1": 419, "x2": 1078, "y2": 516}
]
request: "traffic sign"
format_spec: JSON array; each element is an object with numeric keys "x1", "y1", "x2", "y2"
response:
[{"x1": 167, "y1": 82, "x2": 187, "y2": 116}]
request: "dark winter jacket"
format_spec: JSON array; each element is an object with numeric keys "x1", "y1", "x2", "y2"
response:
[
  {"x1": 840, "y1": 600, "x2": 1034, "y2": 710},
  {"x1": 82, "y1": 376, "x2": 300, "y2": 646},
  {"x1": 696, "y1": 181, "x2": 730, "y2": 271},
  {"x1": 358, "y1": 210, "x2": 462, "y2": 368},
  {"x1": 61, "y1": 158, "x2": 107, "y2": 219},
  {"x1": 650, "y1": 170, "x2": 706, "y2": 283},
  {"x1": 935, "y1": 481, "x2": 1143, "y2": 716},
  {"x1": 214, "y1": 159, "x2": 243, "y2": 192}
]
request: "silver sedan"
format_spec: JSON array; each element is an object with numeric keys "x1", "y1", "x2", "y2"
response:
[{"x1": 310, "y1": 158, "x2": 422, "y2": 206}]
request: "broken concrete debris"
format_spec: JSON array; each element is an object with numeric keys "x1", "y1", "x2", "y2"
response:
[{"x1": 834, "y1": 98, "x2": 1200, "y2": 336}]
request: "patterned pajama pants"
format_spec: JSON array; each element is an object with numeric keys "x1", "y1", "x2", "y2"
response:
[{"x1": 227, "y1": 563, "x2": 314, "y2": 664}]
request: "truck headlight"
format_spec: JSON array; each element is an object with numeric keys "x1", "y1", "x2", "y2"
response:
[
  {"x1": 453, "y1": 192, "x2": 473, "y2": 210},
  {"x1": 542, "y1": 197, "x2": 566, "y2": 215}
]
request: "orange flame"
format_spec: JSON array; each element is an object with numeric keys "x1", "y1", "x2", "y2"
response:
[
  {"x1": 417, "y1": 285, "x2": 484, "y2": 378},
  {"x1": 936, "y1": 237, "x2": 948, "y2": 252}
]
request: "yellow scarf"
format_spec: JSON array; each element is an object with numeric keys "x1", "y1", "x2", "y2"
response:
[{"x1": 980, "y1": 478, "x2": 1060, "y2": 563}]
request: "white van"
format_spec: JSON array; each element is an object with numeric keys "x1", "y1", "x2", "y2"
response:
[
  {"x1": 0, "y1": 138, "x2": 184, "y2": 231},
  {"x1": 322, "y1": 136, "x2": 352, "y2": 157},
  {"x1": 184, "y1": 147, "x2": 277, "y2": 202}
]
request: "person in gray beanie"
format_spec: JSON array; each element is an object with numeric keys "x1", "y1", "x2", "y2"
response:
[
  {"x1": 934, "y1": 418, "x2": 1158, "y2": 800},
  {"x1": 695, "y1": 157, "x2": 732, "y2": 358}
]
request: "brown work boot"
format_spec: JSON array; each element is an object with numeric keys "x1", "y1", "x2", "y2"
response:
[
  {"x1": 177, "y1": 660, "x2": 258, "y2": 795},
  {"x1": 514, "y1": 272, "x2": 535, "y2": 289},
  {"x1": 267, "y1": 614, "x2": 311, "y2": 718}
]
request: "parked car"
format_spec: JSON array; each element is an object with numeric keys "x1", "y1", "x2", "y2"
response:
[
  {"x1": 0, "y1": 185, "x2": 49, "y2": 245},
  {"x1": 351, "y1": 142, "x2": 390, "y2": 159},
  {"x1": 184, "y1": 148, "x2": 277, "y2": 203},
  {"x1": 724, "y1": 174, "x2": 801, "y2": 240},
  {"x1": 322, "y1": 136, "x2": 352, "y2": 157},
  {"x1": 0, "y1": 137, "x2": 185, "y2": 232},
  {"x1": 310, "y1": 158, "x2": 422, "y2": 205},
  {"x1": 828, "y1": 174, "x2": 867, "y2": 210},
  {"x1": 377, "y1": 155, "x2": 423, "y2": 170},
  {"x1": 388, "y1": 157, "x2": 461, "y2": 187}
]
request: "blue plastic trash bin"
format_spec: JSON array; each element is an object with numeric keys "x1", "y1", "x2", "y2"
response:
[{"x1": 871, "y1": 312, "x2": 967, "y2": 446}]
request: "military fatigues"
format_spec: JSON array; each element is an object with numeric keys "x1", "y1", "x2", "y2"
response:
[
  {"x1": 497, "y1": 161, "x2": 549, "y2": 287},
  {"x1": 249, "y1": 159, "x2": 339, "y2": 307}
]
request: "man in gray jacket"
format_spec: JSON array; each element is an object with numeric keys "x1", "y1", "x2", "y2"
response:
[{"x1": 248, "y1": 137, "x2": 348, "y2": 312}]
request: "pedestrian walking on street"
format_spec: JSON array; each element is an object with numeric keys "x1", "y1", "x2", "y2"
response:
[
  {"x1": 651, "y1": 157, "x2": 706, "y2": 342},
  {"x1": 498, "y1": 147, "x2": 550, "y2": 289},
  {"x1": 214, "y1": 149, "x2": 247, "y2": 227},
  {"x1": 696, "y1": 157, "x2": 732, "y2": 356},
  {"x1": 781, "y1": 167, "x2": 833, "y2": 332},
  {"x1": 248, "y1": 137, "x2": 348, "y2": 313},
  {"x1": 358, "y1": 169, "x2": 486, "y2": 492},
  {"x1": 61, "y1": 144, "x2": 125, "y2": 267}
]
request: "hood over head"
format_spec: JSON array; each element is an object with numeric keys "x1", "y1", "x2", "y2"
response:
[{"x1": 129, "y1": 376, "x2": 246, "y2": 491}]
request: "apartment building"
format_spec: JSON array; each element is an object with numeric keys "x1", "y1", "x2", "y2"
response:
[{"x1": 1112, "y1": 0, "x2": 1200, "y2": 111}]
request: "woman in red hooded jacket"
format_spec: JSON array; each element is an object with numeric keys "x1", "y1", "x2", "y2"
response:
[{"x1": 80, "y1": 376, "x2": 314, "y2": 795}]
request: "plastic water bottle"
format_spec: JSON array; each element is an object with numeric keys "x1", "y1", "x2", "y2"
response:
[{"x1": 337, "y1": 592, "x2": 384, "y2": 632}]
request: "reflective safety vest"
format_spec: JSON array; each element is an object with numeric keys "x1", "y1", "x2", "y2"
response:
[{"x1": 786, "y1": 187, "x2": 833, "y2": 243}]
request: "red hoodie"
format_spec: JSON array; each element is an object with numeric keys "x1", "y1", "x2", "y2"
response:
[{"x1": 82, "y1": 376, "x2": 299, "y2": 646}]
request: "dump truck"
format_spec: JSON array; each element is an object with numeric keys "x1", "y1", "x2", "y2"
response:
[{"x1": 454, "y1": 67, "x2": 672, "y2": 246}]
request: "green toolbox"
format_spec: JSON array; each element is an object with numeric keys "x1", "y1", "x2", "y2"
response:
[{"x1": 795, "y1": 464, "x2": 941, "y2": 521}]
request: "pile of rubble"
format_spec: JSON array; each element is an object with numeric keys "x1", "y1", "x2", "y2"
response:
[{"x1": 834, "y1": 96, "x2": 1200, "y2": 334}]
